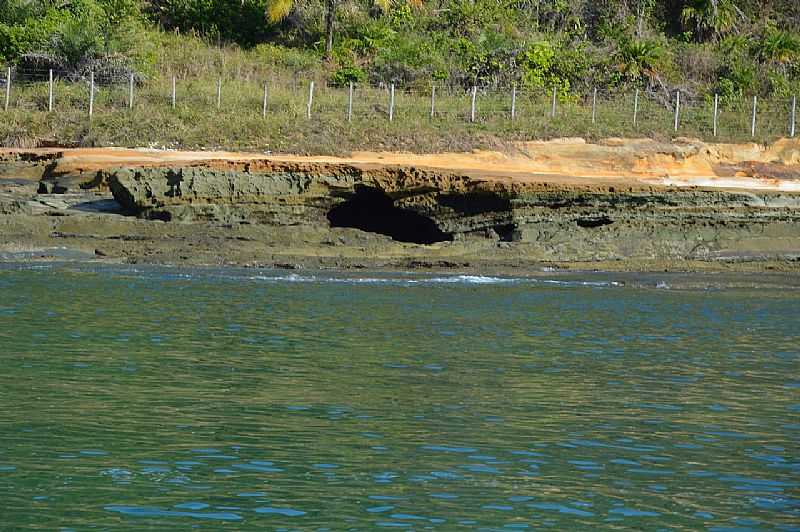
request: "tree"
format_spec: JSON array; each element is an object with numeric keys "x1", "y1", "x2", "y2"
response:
[
  {"x1": 758, "y1": 27, "x2": 800, "y2": 74},
  {"x1": 615, "y1": 37, "x2": 664, "y2": 83},
  {"x1": 680, "y1": 0, "x2": 742, "y2": 42},
  {"x1": 267, "y1": 0, "x2": 390, "y2": 60}
]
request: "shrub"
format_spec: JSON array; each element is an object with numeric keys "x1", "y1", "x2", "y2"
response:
[
  {"x1": 519, "y1": 41, "x2": 561, "y2": 90},
  {"x1": 551, "y1": 40, "x2": 599, "y2": 92},
  {"x1": 715, "y1": 35, "x2": 757, "y2": 99},
  {"x1": 157, "y1": 0, "x2": 271, "y2": 46},
  {"x1": 330, "y1": 65, "x2": 366, "y2": 86},
  {"x1": 370, "y1": 33, "x2": 447, "y2": 86},
  {"x1": 0, "y1": 8, "x2": 72, "y2": 61},
  {"x1": 252, "y1": 43, "x2": 319, "y2": 72},
  {"x1": 51, "y1": 13, "x2": 106, "y2": 66},
  {"x1": 614, "y1": 38, "x2": 666, "y2": 84},
  {"x1": 757, "y1": 28, "x2": 800, "y2": 67},
  {"x1": 441, "y1": 0, "x2": 510, "y2": 38},
  {"x1": 676, "y1": 43, "x2": 718, "y2": 85},
  {"x1": 342, "y1": 19, "x2": 395, "y2": 56},
  {"x1": 0, "y1": 0, "x2": 148, "y2": 70}
]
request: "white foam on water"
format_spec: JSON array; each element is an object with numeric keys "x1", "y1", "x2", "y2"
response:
[
  {"x1": 249, "y1": 273, "x2": 318, "y2": 283},
  {"x1": 246, "y1": 273, "x2": 519, "y2": 285},
  {"x1": 422, "y1": 275, "x2": 518, "y2": 284},
  {"x1": 244, "y1": 272, "x2": 623, "y2": 287},
  {"x1": 249, "y1": 274, "x2": 415, "y2": 284},
  {"x1": 0, "y1": 262, "x2": 634, "y2": 289},
  {"x1": 540, "y1": 279, "x2": 622, "y2": 287},
  {"x1": 332, "y1": 277, "x2": 410, "y2": 284}
]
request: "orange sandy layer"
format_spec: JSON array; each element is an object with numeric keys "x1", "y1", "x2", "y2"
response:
[{"x1": 3, "y1": 137, "x2": 800, "y2": 192}]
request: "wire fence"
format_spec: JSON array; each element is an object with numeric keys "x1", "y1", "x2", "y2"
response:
[{"x1": 2, "y1": 65, "x2": 798, "y2": 144}]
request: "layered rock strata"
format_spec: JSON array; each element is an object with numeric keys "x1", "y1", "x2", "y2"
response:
[
  {"x1": 104, "y1": 162, "x2": 800, "y2": 262},
  {"x1": 2, "y1": 139, "x2": 799, "y2": 266}
]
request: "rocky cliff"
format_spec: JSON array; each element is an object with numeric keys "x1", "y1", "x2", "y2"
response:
[
  {"x1": 2, "y1": 138, "x2": 800, "y2": 268},
  {"x1": 103, "y1": 153, "x2": 800, "y2": 262}
]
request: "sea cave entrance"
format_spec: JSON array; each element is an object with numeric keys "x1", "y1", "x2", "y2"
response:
[{"x1": 327, "y1": 186, "x2": 452, "y2": 245}]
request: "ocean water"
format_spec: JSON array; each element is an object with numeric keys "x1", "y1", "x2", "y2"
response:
[{"x1": 0, "y1": 264, "x2": 798, "y2": 530}]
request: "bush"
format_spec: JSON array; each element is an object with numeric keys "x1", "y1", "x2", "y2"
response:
[
  {"x1": 157, "y1": 0, "x2": 271, "y2": 46},
  {"x1": 676, "y1": 43, "x2": 718, "y2": 85},
  {"x1": 0, "y1": 0, "x2": 148, "y2": 70},
  {"x1": 519, "y1": 41, "x2": 568, "y2": 93},
  {"x1": 251, "y1": 43, "x2": 319, "y2": 75},
  {"x1": 51, "y1": 12, "x2": 106, "y2": 65},
  {"x1": 441, "y1": 0, "x2": 511, "y2": 38},
  {"x1": 330, "y1": 65, "x2": 366, "y2": 86},
  {"x1": 715, "y1": 35, "x2": 758, "y2": 99},
  {"x1": 0, "y1": 8, "x2": 72, "y2": 61},
  {"x1": 370, "y1": 33, "x2": 447, "y2": 86},
  {"x1": 341, "y1": 19, "x2": 395, "y2": 56}
]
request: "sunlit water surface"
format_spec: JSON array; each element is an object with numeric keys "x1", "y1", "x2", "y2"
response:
[{"x1": 0, "y1": 264, "x2": 798, "y2": 530}]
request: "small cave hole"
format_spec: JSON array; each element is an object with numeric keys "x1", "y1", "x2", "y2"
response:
[
  {"x1": 327, "y1": 186, "x2": 452, "y2": 244},
  {"x1": 493, "y1": 224, "x2": 517, "y2": 242},
  {"x1": 146, "y1": 210, "x2": 172, "y2": 222},
  {"x1": 576, "y1": 216, "x2": 614, "y2": 229}
]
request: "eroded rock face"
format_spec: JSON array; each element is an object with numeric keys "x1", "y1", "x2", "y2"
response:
[
  {"x1": 104, "y1": 162, "x2": 800, "y2": 261},
  {"x1": 106, "y1": 162, "x2": 475, "y2": 219},
  {"x1": 0, "y1": 194, "x2": 32, "y2": 215}
]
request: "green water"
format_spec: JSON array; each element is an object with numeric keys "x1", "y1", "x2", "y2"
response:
[{"x1": 1, "y1": 264, "x2": 798, "y2": 530}]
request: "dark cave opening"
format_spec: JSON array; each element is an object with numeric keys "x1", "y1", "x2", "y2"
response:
[
  {"x1": 327, "y1": 186, "x2": 452, "y2": 244},
  {"x1": 493, "y1": 223, "x2": 517, "y2": 242},
  {"x1": 576, "y1": 216, "x2": 614, "y2": 228}
]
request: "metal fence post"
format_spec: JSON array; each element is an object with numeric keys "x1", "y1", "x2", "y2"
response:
[
  {"x1": 347, "y1": 81, "x2": 353, "y2": 122},
  {"x1": 713, "y1": 93, "x2": 718, "y2": 137},
  {"x1": 89, "y1": 71, "x2": 94, "y2": 117},
  {"x1": 48, "y1": 69, "x2": 53, "y2": 112},
  {"x1": 216, "y1": 78, "x2": 222, "y2": 109},
  {"x1": 591, "y1": 88, "x2": 597, "y2": 124},
  {"x1": 673, "y1": 90, "x2": 680, "y2": 132},
  {"x1": 751, "y1": 95, "x2": 757, "y2": 138},
  {"x1": 550, "y1": 86, "x2": 557, "y2": 118},
  {"x1": 306, "y1": 80, "x2": 314, "y2": 119},
  {"x1": 633, "y1": 89, "x2": 639, "y2": 126},
  {"x1": 470, "y1": 85, "x2": 477, "y2": 123},
  {"x1": 511, "y1": 84, "x2": 516, "y2": 121},
  {"x1": 4, "y1": 67, "x2": 10, "y2": 111},
  {"x1": 430, "y1": 85, "x2": 436, "y2": 120},
  {"x1": 791, "y1": 95, "x2": 797, "y2": 138},
  {"x1": 128, "y1": 73, "x2": 134, "y2": 109},
  {"x1": 389, "y1": 83, "x2": 395, "y2": 122},
  {"x1": 262, "y1": 81, "x2": 268, "y2": 118},
  {"x1": 171, "y1": 75, "x2": 176, "y2": 108}
]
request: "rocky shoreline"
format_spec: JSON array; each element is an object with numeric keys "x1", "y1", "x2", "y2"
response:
[{"x1": 2, "y1": 138, "x2": 800, "y2": 273}]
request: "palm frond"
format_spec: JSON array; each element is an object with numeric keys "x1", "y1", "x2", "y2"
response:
[
  {"x1": 267, "y1": 0, "x2": 293, "y2": 23},
  {"x1": 373, "y1": 0, "x2": 391, "y2": 12}
]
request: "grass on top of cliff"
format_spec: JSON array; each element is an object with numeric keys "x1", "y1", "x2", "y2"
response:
[{"x1": 1, "y1": 74, "x2": 795, "y2": 155}]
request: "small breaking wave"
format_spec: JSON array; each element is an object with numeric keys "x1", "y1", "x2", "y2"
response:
[
  {"x1": 419, "y1": 275, "x2": 517, "y2": 284},
  {"x1": 248, "y1": 273, "x2": 516, "y2": 285},
  {"x1": 5, "y1": 262, "x2": 714, "y2": 290},
  {"x1": 246, "y1": 273, "x2": 622, "y2": 287}
]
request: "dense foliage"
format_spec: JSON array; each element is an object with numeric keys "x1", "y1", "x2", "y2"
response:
[{"x1": 0, "y1": 0, "x2": 798, "y2": 98}]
